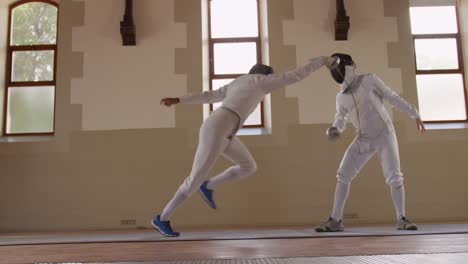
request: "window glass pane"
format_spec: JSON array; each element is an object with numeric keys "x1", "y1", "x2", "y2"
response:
[
  {"x1": 210, "y1": 0, "x2": 258, "y2": 38},
  {"x1": 212, "y1": 79, "x2": 262, "y2": 126},
  {"x1": 11, "y1": 2, "x2": 58, "y2": 45},
  {"x1": 7, "y1": 86, "x2": 55, "y2": 134},
  {"x1": 414, "y1": 38, "x2": 459, "y2": 70},
  {"x1": 214, "y1": 42, "x2": 257, "y2": 75},
  {"x1": 12, "y1": 51, "x2": 55, "y2": 82},
  {"x1": 416, "y1": 74, "x2": 467, "y2": 121},
  {"x1": 410, "y1": 6, "x2": 457, "y2": 34},
  {"x1": 243, "y1": 104, "x2": 262, "y2": 126}
]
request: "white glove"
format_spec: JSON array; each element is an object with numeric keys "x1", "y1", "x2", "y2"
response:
[
  {"x1": 326, "y1": 127, "x2": 340, "y2": 141},
  {"x1": 325, "y1": 56, "x2": 340, "y2": 70}
]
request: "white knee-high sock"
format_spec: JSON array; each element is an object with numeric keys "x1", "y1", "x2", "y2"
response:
[
  {"x1": 160, "y1": 189, "x2": 188, "y2": 221},
  {"x1": 390, "y1": 184, "x2": 405, "y2": 219},
  {"x1": 331, "y1": 181, "x2": 351, "y2": 221}
]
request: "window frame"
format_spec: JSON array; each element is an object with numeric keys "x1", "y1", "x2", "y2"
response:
[
  {"x1": 411, "y1": 4, "x2": 468, "y2": 123},
  {"x1": 207, "y1": 0, "x2": 265, "y2": 128},
  {"x1": 3, "y1": 0, "x2": 59, "y2": 136}
]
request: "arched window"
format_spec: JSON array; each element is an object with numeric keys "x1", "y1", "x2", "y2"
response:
[{"x1": 3, "y1": 0, "x2": 58, "y2": 135}]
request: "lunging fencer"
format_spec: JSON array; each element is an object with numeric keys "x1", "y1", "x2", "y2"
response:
[
  {"x1": 315, "y1": 53, "x2": 426, "y2": 232},
  {"x1": 153, "y1": 56, "x2": 337, "y2": 237}
]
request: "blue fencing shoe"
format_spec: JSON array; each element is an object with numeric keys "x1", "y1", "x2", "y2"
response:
[
  {"x1": 199, "y1": 181, "x2": 217, "y2": 209},
  {"x1": 152, "y1": 215, "x2": 180, "y2": 237}
]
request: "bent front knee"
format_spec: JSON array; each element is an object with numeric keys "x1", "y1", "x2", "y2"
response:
[
  {"x1": 246, "y1": 163, "x2": 258, "y2": 175},
  {"x1": 241, "y1": 161, "x2": 257, "y2": 176}
]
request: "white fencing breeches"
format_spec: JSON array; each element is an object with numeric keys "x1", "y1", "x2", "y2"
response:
[
  {"x1": 331, "y1": 128, "x2": 406, "y2": 221},
  {"x1": 206, "y1": 137, "x2": 257, "y2": 189},
  {"x1": 160, "y1": 108, "x2": 257, "y2": 221}
]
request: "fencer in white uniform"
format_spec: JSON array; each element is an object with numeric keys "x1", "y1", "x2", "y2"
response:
[
  {"x1": 153, "y1": 56, "x2": 336, "y2": 237},
  {"x1": 315, "y1": 53, "x2": 426, "y2": 232}
]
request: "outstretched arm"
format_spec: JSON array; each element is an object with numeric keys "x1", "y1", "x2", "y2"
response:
[
  {"x1": 161, "y1": 84, "x2": 229, "y2": 107},
  {"x1": 261, "y1": 56, "x2": 335, "y2": 93}
]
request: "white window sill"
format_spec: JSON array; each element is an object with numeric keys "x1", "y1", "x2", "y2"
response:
[
  {"x1": 0, "y1": 136, "x2": 55, "y2": 143},
  {"x1": 425, "y1": 122, "x2": 468, "y2": 130},
  {"x1": 237, "y1": 127, "x2": 271, "y2": 136}
]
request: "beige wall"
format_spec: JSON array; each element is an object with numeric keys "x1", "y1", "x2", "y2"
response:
[
  {"x1": 71, "y1": 0, "x2": 186, "y2": 130},
  {"x1": 284, "y1": 0, "x2": 401, "y2": 124},
  {"x1": 0, "y1": 0, "x2": 467, "y2": 233}
]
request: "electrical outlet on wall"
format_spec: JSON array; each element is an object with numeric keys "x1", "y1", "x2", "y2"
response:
[
  {"x1": 343, "y1": 213, "x2": 359, "y2": 219},
  {"x1": 120, "y1": 219, "x2": 136, "y2": 226}
]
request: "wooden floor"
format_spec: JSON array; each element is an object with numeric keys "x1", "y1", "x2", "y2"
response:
[{"x1": 1, "y1": 233, "x2": 468, "y2": 264}]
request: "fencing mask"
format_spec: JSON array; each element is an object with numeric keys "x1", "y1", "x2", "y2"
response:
[
  {"x1": 249, "y1": 64, "x2": 274, "y2": 75},
  {"x1": 329, "y1": 53, "x2": 355, "y2": 84}
]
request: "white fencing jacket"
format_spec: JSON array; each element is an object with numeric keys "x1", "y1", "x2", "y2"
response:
[
  {"x1": 333, "y1": 73, "x2": 420, "y2": 140},
  {"x1": 180, "y1": 56, "x2": 328, "y2": 132}
]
